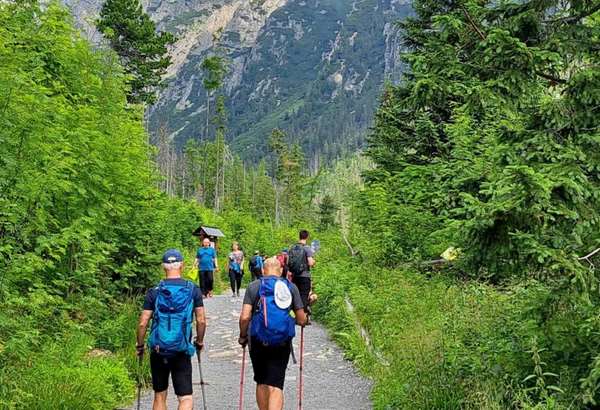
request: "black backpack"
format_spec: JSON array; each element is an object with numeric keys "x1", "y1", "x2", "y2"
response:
[
  {"x1": 287, "y1": 244, "x2": 308, "y2": 276},
  {"x1": 249, "y1": 255, "x2": 260, "y2": 274}
]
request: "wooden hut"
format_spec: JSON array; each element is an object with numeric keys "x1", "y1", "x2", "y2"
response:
[{"x1": 192, "y1": 226, "x2": 225, "y2": 249}]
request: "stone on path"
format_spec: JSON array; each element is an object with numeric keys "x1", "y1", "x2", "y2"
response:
[{"x1": 132, "y1": 291, "x2": 372, "y2": 409}]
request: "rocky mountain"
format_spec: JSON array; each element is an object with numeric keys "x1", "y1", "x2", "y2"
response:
[{"x1": 63, "y1": 0, "x2": 411, "y2": 161}]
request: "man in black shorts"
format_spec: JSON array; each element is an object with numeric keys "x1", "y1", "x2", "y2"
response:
[
  {"x1": 238, "y1": 257, "x2": 307, "y2": 410},
  {"x1": 136, "y1": 249, "x2": 206, "y2": 410}
]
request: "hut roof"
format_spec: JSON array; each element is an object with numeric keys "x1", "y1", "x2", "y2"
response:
[{"x1": 193, "y1": 226, "x2": 225, "y2": 238}]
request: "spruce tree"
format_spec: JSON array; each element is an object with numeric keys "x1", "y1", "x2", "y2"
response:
[{"x1": 97, "y1": 0, "x2": 174, "y2": 104}]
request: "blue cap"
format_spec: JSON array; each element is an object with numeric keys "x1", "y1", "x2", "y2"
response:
[{"x1": 162, "y1": 249, "x2": 184, "y2": 263}]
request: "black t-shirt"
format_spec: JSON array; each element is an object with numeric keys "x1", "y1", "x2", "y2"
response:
[
  {"x1": 243, "y1": 278, "x2": 304, "y2": 311},
  {"x1": 143, "y1": 278, "x2": 204, "y2": 311}
]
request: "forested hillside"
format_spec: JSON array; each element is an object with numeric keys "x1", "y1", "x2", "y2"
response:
[
  {"x1": 1, "y1": 0, "x2": 600, "y2": 409},
  {"x1": 62, "y1": 0, "x2": 411, "y2": 162}
]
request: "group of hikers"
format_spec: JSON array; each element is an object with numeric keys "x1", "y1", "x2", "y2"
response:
[{"x1": 136, "y1": 230, "x2": 317, "y2": 410}]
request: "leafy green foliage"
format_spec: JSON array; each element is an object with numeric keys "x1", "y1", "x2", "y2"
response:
[
  {"x1": 0, "y1": 2, "x2": 198, "y2": 406},
  {"x1": 97, "y1": 0, "x2": 175, "y2": 104},
  {"x1": 364, "y1": 0, "x2": 600, "y2": 281}
]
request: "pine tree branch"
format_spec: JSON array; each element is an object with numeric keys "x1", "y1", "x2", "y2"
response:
[{"x1": 461, "y1": 5, "x2": 486, "y2": 40}]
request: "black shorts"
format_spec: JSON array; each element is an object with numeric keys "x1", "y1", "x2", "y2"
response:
[
  {"x1": 292, "y1": 276, "x2": 311, "y2": 311},
  {"x1": 150, "y1": 352, "x2": 193, "y2": 396},
  {"x1": 249, "y1": 338, "x2": 291, "y2": 390}
]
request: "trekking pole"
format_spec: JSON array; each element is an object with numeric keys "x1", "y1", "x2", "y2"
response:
[
  {"x1": 297, "y1": 326, "x2": 305, "y2": 410},
  {"x1": 136, "y1": 354, "x2": 143, "y2": 410},
  {"x1": 239, "y1": 346, "x2": 247, "y2": 410},
  {"x1": 196, "y1": 350, "x2": 208, "y2": 410}
]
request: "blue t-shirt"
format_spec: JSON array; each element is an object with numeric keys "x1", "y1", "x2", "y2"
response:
[{"x1": 197, "y1": 247, "x2": 216, "y2": 271}]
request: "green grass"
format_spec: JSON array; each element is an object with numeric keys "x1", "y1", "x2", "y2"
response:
[{"x1": 312, "y1": 233, "x2": 567, "y2": 409}]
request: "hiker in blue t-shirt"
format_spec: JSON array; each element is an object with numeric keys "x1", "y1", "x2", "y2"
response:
[
  {"x1": 136, "y1": 249, "x2": 206, "y2": 410},
  {"x1": 193, "y1": 237, "x2": 219, "y2": 298}
]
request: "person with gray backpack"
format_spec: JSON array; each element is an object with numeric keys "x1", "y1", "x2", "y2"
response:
[
  {"x1": 287, "y1": 230, "x2": 316, "y2": 315},
  {"x1": 136, "y1": 249, "x2": 206, "y2": 410}
]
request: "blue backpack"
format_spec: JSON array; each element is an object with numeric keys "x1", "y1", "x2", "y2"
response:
[
  {"x1": 148, "y1": 280, "x2": 196, "y2": 356},
  {"x1": 251, "y1": 277, "x2": 296, "y2": 345},
  {"x1": 230, "y1": 260, "x2": 241, "y2": 273}
]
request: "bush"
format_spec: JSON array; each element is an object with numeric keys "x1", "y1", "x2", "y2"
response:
[{"x1": 1, "y1": 334, "x2": 133, "y2": 410}]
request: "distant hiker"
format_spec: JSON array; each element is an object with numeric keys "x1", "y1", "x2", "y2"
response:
[
  {"x1": 136, "y1": 249, "x2": 206, "y2": 410},
  {"x1": 238, "y1": 257, "x2": 307, "y2": 410},
  {"x1": 194, "y1": 237, "x2": 219, "y2": 298},
  {"x1": 288, "y1": 230, "x2": 316, "y2": 314},
  {"x1": 228, "y1": 241, "x2": 245, "y2": 297},
  {"x1": 249, "y1": 250, "x2": 264, "y2": 280},
  {"x1": 276, "y1": 248, "x2": 289, "y2": 279}
]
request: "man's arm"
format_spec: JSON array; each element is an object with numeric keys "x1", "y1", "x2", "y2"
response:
[
  {"x1": 307, "y1": 256, "x2": 315, "y2": 268},
  {"x1": 195, "y1": 307, "x2": 207, "y2": 348},
  {"x1": 238, "y1": 304, "x2": 252, "y2": 346},
  {"x1": 136, "y1": 310, "x2": 153, "y2": 353},
  {"x1": 294, "y1": 308, "x2": 308, "y2": 326}
]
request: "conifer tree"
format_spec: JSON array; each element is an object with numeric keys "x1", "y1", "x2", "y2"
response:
[
  {"x1": 365, "y1": 0, "x2": 600, "y2": 279},
  {"x1": 97, "y1": 0, "x2": 174, "y2": 104}
]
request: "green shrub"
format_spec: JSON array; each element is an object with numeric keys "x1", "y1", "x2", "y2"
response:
[{"x1": 1, "y1": 334, "x2": 133, "y2": 410}]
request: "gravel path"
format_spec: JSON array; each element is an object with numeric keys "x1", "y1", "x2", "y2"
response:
[{"x1": 132, "y1": 291, "x2": 372, "y2": 409}]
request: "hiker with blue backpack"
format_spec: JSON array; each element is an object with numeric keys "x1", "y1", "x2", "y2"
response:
[
  {"x1": 136, "y1": 249, "x2": 206, "y2": 410},
  {"x1": 238, "y1": 257, "x2": 307, "y2": 410},
  {"x1": 228, "y1": 241, "x2": 245, "y2": 297},
  {"x1": 249, "y1": 250, "x2": 264, "y2": 280}
]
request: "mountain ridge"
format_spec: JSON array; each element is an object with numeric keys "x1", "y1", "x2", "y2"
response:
[{"x1": 62, "y1": 0, "x2": 411, "y2": 161}]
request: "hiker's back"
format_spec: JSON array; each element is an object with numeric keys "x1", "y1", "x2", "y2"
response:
[
  {"x1": 287, "y1": 244, "x2": 308, "y2": 277},
  {"x1": 149, "y1": 280, "x2": 196, "y2": 356},
  {"x1": 250, "y1": 255, "x2": 263, "y2": 277},
  {"x1": 250, "y1": 277, "x2": 295, "y2": 345}
]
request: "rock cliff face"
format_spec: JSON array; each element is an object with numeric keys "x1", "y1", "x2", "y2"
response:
[{"x1": 63, "y1": 0, "x2": 411, "y2": 160}]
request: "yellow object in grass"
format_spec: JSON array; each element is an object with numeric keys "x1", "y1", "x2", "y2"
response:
[{"x1": 441, "y1": 246, "x2": 460, "y2": 261}]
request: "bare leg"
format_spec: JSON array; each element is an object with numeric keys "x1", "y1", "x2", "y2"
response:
[
  {"x1": 177, "y1": 395, "x2": 193, "y2": 410},
  {"x1": 256, "y1": 384, "x2": 269, "y2": 410},
  {"x1": 152, "y1": 390, "x2": 168, "y2": 410},
  {"x1": 267, "y1": 386, "x2": 284, "y2": 410}
]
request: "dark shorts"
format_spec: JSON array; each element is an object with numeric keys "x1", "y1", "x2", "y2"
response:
[
  {"x1": 292, "y1": 276, "x2": 311, "y2": 311},
  {"x1": 249, "y1": 338, "x2": 291, "y2": 390},
  {"x1": 150, "y1": 352, "x2": 193, "y2": 396}
]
